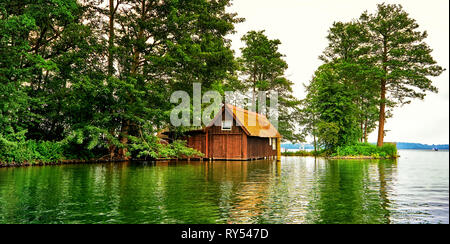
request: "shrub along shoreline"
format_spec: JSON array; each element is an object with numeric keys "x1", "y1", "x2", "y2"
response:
[
  {"x1": 1, "y1": 137, "x2": 398, "y2": 168},
  {"x1": 0, "y1": 159, "x2": 125, "y2": 168},
  {"x1": 0, "y1": 132, "x2": 203, "y2": 168},
  {"x1": 282, "y1": 143, "x2": 399, "y2": 159},
  {"x1": 0, "y1": 158, "x2": 191, "y2": 168}
]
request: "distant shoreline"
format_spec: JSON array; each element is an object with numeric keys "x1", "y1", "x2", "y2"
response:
[
  {"x1": 282, "y1": 143, "x2": 449, "y2": 151},
  {"x1": 398, "y1": 149, "x2": 449, "y2": 151}
]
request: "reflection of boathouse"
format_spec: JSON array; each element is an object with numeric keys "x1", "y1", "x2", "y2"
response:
[{"x1": 183, "y1": 104, "x2": 282, "y2": 161}]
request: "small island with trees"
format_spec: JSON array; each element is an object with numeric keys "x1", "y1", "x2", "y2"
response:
[
  {"x1": 0, "y1": 1, "x2": 444, "y2": 167},
  {"x1": 295, "y1": 3, "x2": 444, "y2": 159}
]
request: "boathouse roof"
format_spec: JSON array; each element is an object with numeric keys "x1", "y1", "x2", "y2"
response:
[{"x1": 208, "y1": 104, "x2": 282, "y2": 138}]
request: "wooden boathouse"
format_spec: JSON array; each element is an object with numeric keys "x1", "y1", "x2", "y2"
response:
[{"x1": 183, "y1": 104, "x2": 282, "y2": 161}]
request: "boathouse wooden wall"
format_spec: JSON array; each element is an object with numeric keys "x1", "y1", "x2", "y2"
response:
[
  {"x1": 207, "y1": 124, "x2": 247, "y2": 160},
  {"x1": 186, "y1": 133, "x2": 206, "y2": 155},
  {"x1": 184, "y1": 107, "x2": 279, "y2": 161},
  {"x1": 247, "y1": 136, "x2": 277, "y2": 159},
  {"x1": 186, "y1": 127, "x2": 277, "y2": 160}
]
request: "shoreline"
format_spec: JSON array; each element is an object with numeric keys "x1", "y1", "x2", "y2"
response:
[
  {"x1": 282, "y1": 155, "x2": 400, "y2": 160},
  {"x1": 327, "y1": 155, "x2": 400, "y2": 160},
  {"x1": 0, "y1": 159, "x2": 128, "y2": 169},
  {"x1": 0, "y1": 154, "x2": 401, "y2": 169},
  {"x1": 0, "y1": 158, "x2": 181, "y2": 169}
]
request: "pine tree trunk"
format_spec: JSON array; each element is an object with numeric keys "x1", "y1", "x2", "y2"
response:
[
  {"x1": 107, "y1": 0, "x2": 118, "y2": 159},
  {"x1": 118, "y1": 0, "x2": 145, "y2": 160},
  {"x1": 377, "y1": 37, "x2": 388, "y2": 147},
  {"x1": 109, "y1": 144, "x2": 116, "y2": 159},
  {"x1": 313, "y1": 134, "x2": 317, "y2": 155},
  {"x1": 361, "y1": 121, "x2": 364, "y2": 142},
  {"x1": 377, "y1": 80, "x2": 386, "y2": 147},
  {"x1": 118, "y1": 120, "x2": 130, "y2": 160},
  {"x1": 252, "y1": 74, "x2": 257, "y2": 112},
  {"x1": 364, "y1": 117, "x2": 368, "y2": 143},
  {"x1": 108, "y1": 0, "x2": 115, "y2": 76}
]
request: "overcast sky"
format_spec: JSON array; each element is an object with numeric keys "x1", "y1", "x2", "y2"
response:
[{"x1": 227, "y1": 0, "x2": 449, "y2": 145}]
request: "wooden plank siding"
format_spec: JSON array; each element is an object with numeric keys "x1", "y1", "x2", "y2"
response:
[
  {"x1": 185, "y1": 126, "x2": 277, "y2": 160},
  {"x1": 247, "y1": 136, "x2": 277, "y2": 159},
  {"x1": 208, "y1": 122, "x2": 246, "y2": 160}
]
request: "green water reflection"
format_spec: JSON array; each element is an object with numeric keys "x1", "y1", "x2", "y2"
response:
[{"x1": 0, "y1": 150, "x2": 448, "y2": 224}]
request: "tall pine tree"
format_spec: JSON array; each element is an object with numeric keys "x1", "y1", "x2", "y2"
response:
[
  {"x1": 361, "y1": 4, "x2": 445, "y2": 146},
  {"x1": 238, "y1": 30, "x2": 302, "y2": 143}
]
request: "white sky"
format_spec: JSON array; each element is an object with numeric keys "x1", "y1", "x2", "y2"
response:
[{"x1": 227, "y1": 0, "x2": 449, "y2": 145}]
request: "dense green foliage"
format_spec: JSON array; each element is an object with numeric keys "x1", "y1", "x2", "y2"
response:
[
  {"x1": 0, "y1": 131, "x2": 64, "y2": 163},
  {"x1": 305, "y1": 62, "x2": 364, "y2": 149},
  {"x1": 129, "y1": 136, "x2": 203, "y2": 160},
  {"x1": 301, "y1": 3, "x2": 444, "y2": 152},
  {"x1": 0, "y1": 0, "x2": 241, "y2": 164},
  {"x1": 320, "y1": 21, "x2": 382, "y2": 143},
  {"x1": 282, "y1": 143, "x2": 397, "y2": 159}
]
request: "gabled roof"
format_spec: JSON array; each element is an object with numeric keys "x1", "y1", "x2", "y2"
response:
[{"x1": 208, "y1": 104, "x2": 282, "y2": 138}]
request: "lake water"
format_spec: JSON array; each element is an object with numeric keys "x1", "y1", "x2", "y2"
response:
[{"x1": 0, "y1": 150, "x2": 448, "y2": 224}]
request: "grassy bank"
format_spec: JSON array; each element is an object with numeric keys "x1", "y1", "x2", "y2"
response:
[
  {"x1": 282, "y1": 150, "x2": 327, "y2": 157},
  {"x1": 282, "y1": 143, "x2": 398, "y2": 159},
  {"x1": 331, "y1": 143, "x2": 398, "y2": 159}
]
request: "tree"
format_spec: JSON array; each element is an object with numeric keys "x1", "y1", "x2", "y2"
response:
[
  {"x1": 300, "y1": 84, "x2": 320, "y2": 152},
  {"x1": 1, "y1": 0, "x2": 241, "y2": 161},
  {"x1": 0, "y1": 2, "x2": 36, "y2": 135},
  {"x1": 81, "y1": 0, "x2": 241, "y2": 159},
  {"x1": 360, "y1": 4, "x2": 445, "y2": 146},
  {"x1": 306, "y1": 4, "x2": 445, "y2": 148},
  {"x1": 238, "y1": 30, "x2": 303, "y2": 143},
  {"x1": 321, "y1": 21, "x2": 382, "y2": 143},
  {"x1": 0, "y1": 0, "x2": 101, "y2": 142},
  {"x1": 305, "y1": 63, "x2": 362, "y2": 151}
]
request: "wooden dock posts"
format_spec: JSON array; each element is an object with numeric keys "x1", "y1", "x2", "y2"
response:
[{"x1": 277, "y1": 137, "x2": 281, "y2": 162}]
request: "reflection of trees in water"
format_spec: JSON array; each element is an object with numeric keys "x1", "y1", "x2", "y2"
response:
[
  {"x1": 0, "y1": 163, "x2": 131, "y2": 223},
  {"x1": 206, "y1": 160, "x2": 276, "y2": 224},
  {"x1": 117, "y1": 160, "x2": 276, "y2": 224},
  {"x1": 256, "y1": 157, "x2": 320, "y2": 224},
  {"x1": 0, "y1": 158, "x2": 398, "y2": 224},
  {"x1": 305, "y1": 158, "x2": 397, "y2": 224},
  {"x1": 133, "y1": 161, "x2": 224, "y2": 224},
  {"x1": 207, "y1": 157, "x2": 326, "y2": 224},
  {"x1": 377, "y1": 159, "x2": 398, "y2": 224}
]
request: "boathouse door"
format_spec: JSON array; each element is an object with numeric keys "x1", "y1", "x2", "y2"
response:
[{"x1": 209, "y1": 134, "x2": 243, "y2": 159}]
